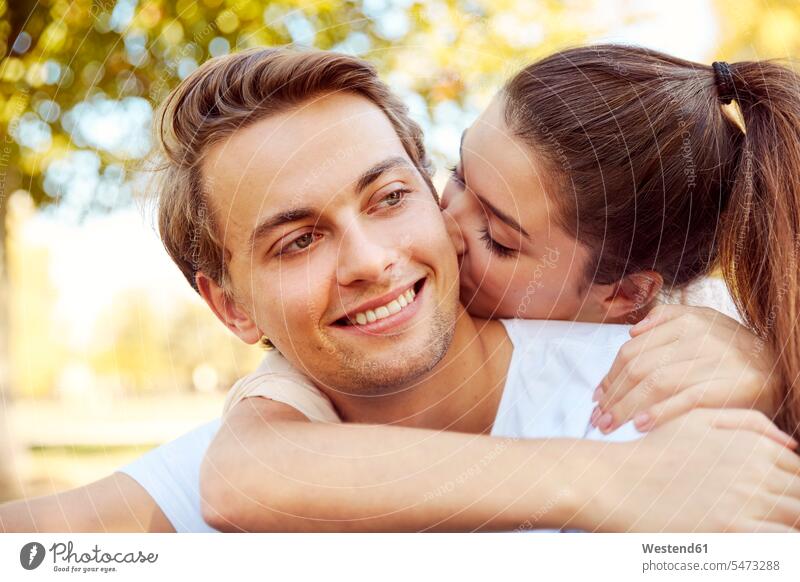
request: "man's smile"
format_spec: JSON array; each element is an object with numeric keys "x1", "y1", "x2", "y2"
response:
[{"x1": 331, "y1": 277, "x2": 428, "y2": 335}]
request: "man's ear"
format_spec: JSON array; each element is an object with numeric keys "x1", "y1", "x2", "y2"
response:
[
  {"x1": 585, "y1": 270, "x2": 664, "y2": 323},
  {"x1": 195, "y1": 272, "x2": 262, "y2": 345}
]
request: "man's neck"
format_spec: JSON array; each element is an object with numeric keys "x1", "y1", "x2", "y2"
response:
[{"x1": 327, "y1": 308, "x2": 513, "y2": 433}]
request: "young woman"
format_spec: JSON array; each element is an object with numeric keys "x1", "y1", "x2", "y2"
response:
[{"x1": 441, "y1": 45, "x2": 800, "y2": 437}]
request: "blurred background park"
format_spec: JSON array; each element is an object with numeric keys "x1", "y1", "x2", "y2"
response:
[{"x1": 0, "y1": 0, "x2": 798, "y2": 502}]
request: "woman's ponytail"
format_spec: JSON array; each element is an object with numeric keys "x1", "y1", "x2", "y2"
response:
[
  {"x1": 503, "y1": 47, "x2": 800, "y2": 434},
  {"x1": 717, "y1": 60, "x2": 800, "y2": 436}
]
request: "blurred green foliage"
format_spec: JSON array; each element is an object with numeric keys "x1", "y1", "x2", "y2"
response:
[
  {"x1": 2, "y1": 0, "x2": 799, "y2": 213},
  {"x1": 1, "y1": 0, "x2": 596, "y2": 211}
]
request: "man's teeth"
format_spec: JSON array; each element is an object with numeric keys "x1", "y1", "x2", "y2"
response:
[{"x1": 352, "y1": 288, "x2": 416, "y2": 325}]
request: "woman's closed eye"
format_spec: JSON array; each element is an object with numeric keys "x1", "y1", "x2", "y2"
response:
[
  {"x1": 448, "y1": 164, "x2": 466, "y2": 187},
  {"x1": 479, "y1": 226, "x2": 517, "y2": 258}
]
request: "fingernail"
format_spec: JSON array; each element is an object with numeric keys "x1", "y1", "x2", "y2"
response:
[
  {"x1": 590, "y1": 407, "x2": 601, "y2": 427},
  {"x1": 632, "y1": 317, "x2": 650, "y2": 332},
  {"x1": 634, "y1": 412, "x2": 652, "y2": 432},
  {"x1": 597, "y1": 412, "x2": 613, "y2": 432},
  {"x1": 592, "y1": 386, "x2": 604, "y2": 403}
]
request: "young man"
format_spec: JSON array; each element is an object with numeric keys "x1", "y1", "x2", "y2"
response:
[{"x1": 2, "y1": 49, "x2": 798, "y2": 533}]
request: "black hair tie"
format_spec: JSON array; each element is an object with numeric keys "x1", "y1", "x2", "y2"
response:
[{"x1": 712, "y1": 61, "x2": 736, "y2": 104}]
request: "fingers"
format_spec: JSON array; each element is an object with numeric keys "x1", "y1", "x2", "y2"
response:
[
  {"x1": 598, "y1": 339, "x2": 688, "y2": 411},
  {"x1": 631, "y1": 305, "x2": 734, "y2": 338},
  {"x1": 639, "y1": 384, "x2": 716, "y2": 432},
  {"x1": 705, "y1": 409, "x2": 799, "y2": 451},
  {"x1": 707, "y1": 407, "x2": 772, "y2": 432},
  {"x1": 599, "y1": 312, "x2": 722, "y2": 410},
  {"x1": 599, "y1": 328, "x2": 681, "y2": 404},
  {"x1": 595, "y1": 362, "x2": 708, "y2": 433},
  {"x1": 768, "y1": 468, "x2": 800, "y2": 500},
  {"x1": 746, "y1": 520, "x2": 799, "y2": 533},
  {"x1": 635, "y1": 369, "x2": 758, "y2": 432},
  {"x1": 773, "y1": 443, "x2": 800, "y2": 474},
  {"x1": 630, "y1": 304, "x2": 702, "y2": 336},
  {"x1": 642, "y1": 381, "x2": 782, "y2": 439},
  {"x1": 598, "y1": 314, "x2": 767, "y2": 434},
  {"x1": 764, "y1": 493, "x2": 800, "y2": 530}
]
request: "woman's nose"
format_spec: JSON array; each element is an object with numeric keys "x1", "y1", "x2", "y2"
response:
[
  {"x1": 440, "y1": 182, "x2": 454, "y2": 210},
  {"x1": 442, "y1": 206, "x2": 466, "y2": 257},
  {"x1": 440, "y1": 181, "x2": 466, "y2": 257}
]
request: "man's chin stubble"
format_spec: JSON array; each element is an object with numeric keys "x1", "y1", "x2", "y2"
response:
[{"x1": 326, "y1": 303, "x2": 457, "y2": 398}]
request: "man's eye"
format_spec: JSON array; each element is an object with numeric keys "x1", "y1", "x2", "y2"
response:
[
  {"x1": 293, "y1": 233, "x2": 314, "y2": 249},
  {"x1": 384, "y1": 190, "x2": 405, "y2": 205},
  {"x1": 278, "y1": 232, "x2": 318, "y2": 255},
  {"x1": 372, "y1": 188, "x2": 410, "y2": 211}
]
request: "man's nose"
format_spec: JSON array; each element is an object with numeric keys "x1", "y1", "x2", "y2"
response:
[{"x1": 335, "y1": 221, "x2": 399, "y2": 286}]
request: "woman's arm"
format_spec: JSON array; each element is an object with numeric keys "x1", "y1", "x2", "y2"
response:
[
  {"x1": 201, "y1": 398, "x2": 800, "y2": 532},
  {"x1": 0, "y1": 473, "x2": 173, "y2": 533}
]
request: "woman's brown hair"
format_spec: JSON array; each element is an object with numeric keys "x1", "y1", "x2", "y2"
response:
[{"x1": 504, "y1": 45, "x2": 800, "y2": 435}]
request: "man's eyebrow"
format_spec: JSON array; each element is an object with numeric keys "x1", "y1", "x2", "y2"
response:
[
  {"x1": 475, "y1": 193, "x2": 530, "y2": 239},
  {"x1": 249, "y1": 207, "x2": 316, "y2": 249},
  {"x1": 354, "y1": 156, "x2": 412, "y2": 193}
]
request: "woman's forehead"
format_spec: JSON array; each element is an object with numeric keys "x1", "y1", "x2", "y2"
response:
[{"x1": 463, "y1": 101, "x2": 553, "y2": 232}]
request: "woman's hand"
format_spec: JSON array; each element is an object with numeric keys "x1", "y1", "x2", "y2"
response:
[
  {"x1": 590, "y1": 409, "x2": 800, "y2": 532},
  {"x1": 592, "y1": 305, "x2": 782, "y2": 434}
]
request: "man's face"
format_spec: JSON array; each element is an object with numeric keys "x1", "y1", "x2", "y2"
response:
[{"x1": 201, "y1": 92, "x2": 460, "y2": 397}]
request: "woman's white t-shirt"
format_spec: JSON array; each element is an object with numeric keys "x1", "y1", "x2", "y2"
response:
[{"x1": 118, "y1": 319, "x2": 641, "y2": 531}]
